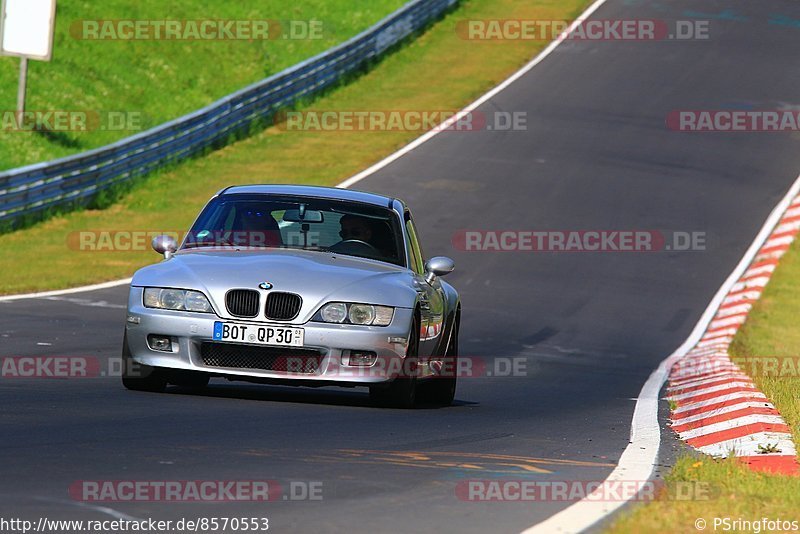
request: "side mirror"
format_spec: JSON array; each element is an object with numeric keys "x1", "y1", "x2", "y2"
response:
[
  {"x1": 424, "y1": 256, "x2": 455, "y2": 283},
  {"x1": 152, "y1": 235, "x2": 178, "y2": 259}
]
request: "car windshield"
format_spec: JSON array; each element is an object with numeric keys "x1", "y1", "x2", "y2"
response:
[{"x1": 182, "y1": 193, "x2": 406, "y2": 266}]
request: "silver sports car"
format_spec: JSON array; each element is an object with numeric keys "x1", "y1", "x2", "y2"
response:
[{"x1": 122, "y1": 185, "x2": 460, "y2": 407}]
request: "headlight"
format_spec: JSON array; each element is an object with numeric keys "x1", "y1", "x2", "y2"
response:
[
  {"x1": 143, "y1": 288, "x2": 213, "y2": 313},
  {"x1": 315, "y1": 303, "x2": 394, "y2": 326},
  {"x1": 348, "y1": 304, "x2": 375, "y2": 325},
  {"x1": 320, "y1": 302, "x2": 347, "y2": 323}
]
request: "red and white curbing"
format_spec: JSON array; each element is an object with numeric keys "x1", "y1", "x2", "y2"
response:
[{"x1": 666, "y1": 197, "x2": 800, "y2": 474}]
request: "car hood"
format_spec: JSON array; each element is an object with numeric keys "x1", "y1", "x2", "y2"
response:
[{"x1": 131, "y1": 248, "x2": 419, "y2": 322}]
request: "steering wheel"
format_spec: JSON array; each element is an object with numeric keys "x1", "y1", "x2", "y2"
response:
[{"x1": 330, "y1": 239, "x2": 379, "y2": 253}]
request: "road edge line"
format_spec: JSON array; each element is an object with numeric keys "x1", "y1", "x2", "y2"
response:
[
  {"x1": 0, "y1": 278, "x2": 133, "y2": 302},
  {"x1": 522, "y1": 172, "x2": 800, "y2": 533},
  {"x1": 337, "y1": 0, "x2": 611, "y2": 190}
]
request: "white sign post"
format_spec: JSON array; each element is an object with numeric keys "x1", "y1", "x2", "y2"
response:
[{"x1": 0, "y1": 0, "x2": 57, "y2": 118}]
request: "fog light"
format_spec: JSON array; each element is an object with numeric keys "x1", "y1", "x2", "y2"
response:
[
  {"x1": 347, "y1": 350, "x2": 377, "y2": 366},
  {"x1": 147, "y1": 335, "x2": 173, "y2": 352}
]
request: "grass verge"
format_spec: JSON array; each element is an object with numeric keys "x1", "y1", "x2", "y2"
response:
[
  {"x1": 0, "y1": 0, "x2": 406, "y2": 169},
  {"x1": 0, "y1": 0, "x2": 589, "y2": 294},
  {"x1": 608, "y1": 237, "x2": 800, "y2": 532},
  {"x1": 609, "y1": 456, "x2": 800, "y2": 533}
]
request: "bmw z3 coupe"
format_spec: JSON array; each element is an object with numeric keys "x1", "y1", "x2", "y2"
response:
[{"x1": 122, "y1": 185, "x2": 460, "y2": 407}]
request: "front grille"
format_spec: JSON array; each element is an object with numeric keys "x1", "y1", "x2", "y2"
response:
[
  {"x1": 200, "y1": 342, "x2": 323, "y2": 374},
  {"x1": 265, "y1": 292, "x2": 302, "y2": 321},
  {"x1": 226, "y1": 289, "x2": 259, "y2": 318}
]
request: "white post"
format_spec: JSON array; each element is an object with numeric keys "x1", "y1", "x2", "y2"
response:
[{"x1": 16, "y1": 56, "x2": 27, "y2": 120}]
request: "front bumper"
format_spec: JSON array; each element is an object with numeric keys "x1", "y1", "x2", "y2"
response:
[{"x1": 125, "y1": 287, "x2": 414, "y2": 385}]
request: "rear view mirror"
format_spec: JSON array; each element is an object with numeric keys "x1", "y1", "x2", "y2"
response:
[{"x1": 283, "y1": 209, "x2": 324, "y2": 223}]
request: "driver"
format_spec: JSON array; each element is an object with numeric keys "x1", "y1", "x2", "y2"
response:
[{"x1": 338, "y1": 214, "x2": 374, "y2": 245}]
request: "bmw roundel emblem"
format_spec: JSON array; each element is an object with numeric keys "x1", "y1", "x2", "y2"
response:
[{"x1": 258, "y1": 282, "x2": 273, "y2": 290}]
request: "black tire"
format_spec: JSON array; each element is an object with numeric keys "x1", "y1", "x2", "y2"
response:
[
  {"x1": 370, "y1": 315, "x2": 420, "y2": 408},
  {"x1": 426, "y1": 318, "x2": 458, "y2": 406},
  {"x1": 121, "y1": 333, "x2": 168, "y2": 393},
  {"x1": 169, "y1": 371, "x2": 210, "y2": 390}
]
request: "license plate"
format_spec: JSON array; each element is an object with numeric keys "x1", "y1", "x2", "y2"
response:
[{"x1": 213, "y1": 322, "x2": 304, "y2": 347}]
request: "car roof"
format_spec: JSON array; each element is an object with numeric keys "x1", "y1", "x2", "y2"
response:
[{"x1": 217, "y1": 184, "x2": 402, "y2": 210}]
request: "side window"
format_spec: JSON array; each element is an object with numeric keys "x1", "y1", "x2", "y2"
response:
[{"x1": 404, "y1": 214, "x2": 425, "y2": 274}]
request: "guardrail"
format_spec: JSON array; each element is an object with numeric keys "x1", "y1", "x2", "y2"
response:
[{"x1": 0, "y1": 0, "x2": 458, "y2": 229}]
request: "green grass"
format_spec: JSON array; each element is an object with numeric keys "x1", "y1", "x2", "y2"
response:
[
  {"x1": 608, "y1": 238, "x2": 800, "y2": 532},
  {"x1": 0, "y1": 0, "x2": 590, "y2": 294},
  {"x1": 730, "y1": 242, "x2": 800, "y2": 448},
  {"x1": 0, "y1": 0, "x2": 406, "y2": 169},
  {"x1": 609, "y1": 456, "x2": 800, "y2": 533}
]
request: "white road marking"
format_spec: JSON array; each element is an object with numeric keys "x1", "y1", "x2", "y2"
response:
[
  {"x1": 666, "y1": 372, "x2": 750, "y2": 391},
  {"x1": 39, "y1": 296, "x2": 127, "y2": 309},
  {"x1": 528, "y1": 171, "x2": 800, "y2": 532},
  {"x1": 0, "y1": 0, "x2": 797, "y2": 530},
  {"x1": 676, "y1": 414, "x2": 787, "y2": 440},
  {"x1": 696, "y1": 432, "x2": 796, "y2": 458},
  {"x1": 715, "y1": 303, "x2": 751, "y2": 318},
  {"x1": 0, "y1": 278, "x2": 132, "y2": 302},
  {"x1": 743, "y1": 264, "x2": 776, "y2": 277},
  {"x1": 672, "y1": 391, "x2": 769, "y2": 415},
  {"x1": 667, "y1": 381, "x2": 755, "y2": 402},
  {"x1": 763, "y1": 235, "x2": 794, "y2": 249},
  {"x1": 669, "y1": 401, "x2": 775, "y2": 426}
]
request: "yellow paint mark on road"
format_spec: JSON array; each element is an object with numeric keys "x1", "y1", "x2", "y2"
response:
[{"x1": 240, "y1": 448, "x2": 615, "y2": 475}]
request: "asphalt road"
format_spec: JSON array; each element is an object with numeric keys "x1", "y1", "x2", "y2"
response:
[{"x1": 2, "y1": 0, "x2": 800, "y2": 532}]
